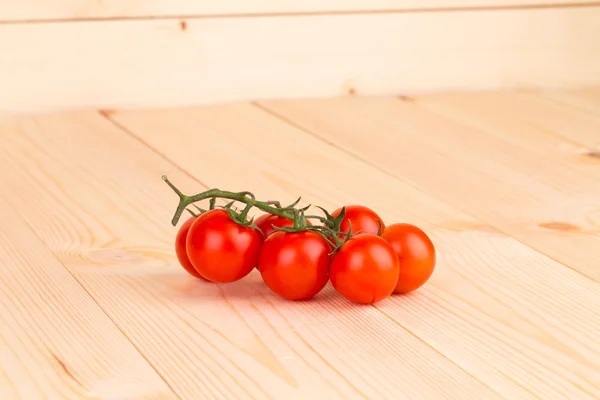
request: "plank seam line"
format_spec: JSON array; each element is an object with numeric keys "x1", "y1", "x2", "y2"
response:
[
  {"x1": 1, "y1": 2, "x2": 599, "y2": 24},
  {"x1": 251, "y1": 101, "x2": 600, "y2": 285},
  {"x1": 98, "y1": 111, "x2": 209, "y2": 190},
  {"x1": 374, "y1": 307, "x2": 506, "y2": 398},
  {"x1": 533, "y1": 92, "x2": 600, "y2": 123},
  {"x1": 402, "y1": 95, "x2": 599, "y2": 186},
  {"x1": 536, "y1": 93, "x2": 600, "y2": 119},
  {"x1": 100, "y1": 107, "x2": 504, "y2": 395},
  {"x1": 0, "y1": 192, "x2": 183, "y2": 400}
]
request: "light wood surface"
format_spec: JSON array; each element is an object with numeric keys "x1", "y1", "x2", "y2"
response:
[
  {"x1": 0, "y1": 197, "x2": 174, "y2": 399},
  {"x1": 1, "y1": 89, "x2": 599, "y2": 399},
  {"x1": 2, "y1": 7, "x2": 600, "y2": 112},
  {"x1": 259, "y1": 94, "x2": 600, "y2": 282},
  {"x1": 540, "y1": 87, "x2": 600, "y2": 116},
  {"x1": 415, "y1": 91, "x2": 600, "y2": 179},
  {"x1": 0, "y1": 0, "x2": 596, "y2": 21}
]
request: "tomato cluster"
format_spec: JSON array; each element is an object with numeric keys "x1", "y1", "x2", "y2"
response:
[{"x1": 173, "y1": 201, "x2": 436, "y2": 305}]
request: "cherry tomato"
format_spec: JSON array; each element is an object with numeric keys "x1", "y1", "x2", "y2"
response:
[
  {"x1": 175, "y1": 216, "x2": 208, "y2": 280},
  {"x1": 381, "y1": 223, "x2": 436, "y2": 294},
  {"x1": 186, "y1": 209, "x2": 262, "y2": 283},
  {"x1": 253, "y1": 214, "x2": 312, "y2": 270},
  {"x1": 329, "y1": 234, "x2": 399, "y2": 304},
  {"x1": 331, "y1": 205, "x2": 385, "y2": 237},
  {"x1": 254, "y1": 214, "x2": 310, "y2": 239},
  {"x1": 258, "y1": 230, "x2": 330, "y2": 301}
]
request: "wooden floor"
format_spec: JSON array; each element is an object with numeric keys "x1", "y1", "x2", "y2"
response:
[{"x1": 1, "y1": 89, "x2": 599, "y2": 400}]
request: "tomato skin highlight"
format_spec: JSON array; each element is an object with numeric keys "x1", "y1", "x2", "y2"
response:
[
  {"x1": 381, "y1": 223, "x2": 436, "y2": 294},
  {"x1": 258, "y1": 231, "x2": 330, "y2": 301},
  {"x1": 186, "y1": 209, "x2": 262, "y2": 283},
  {"x1": 330, "y1": 234, "x2": 399, "y2": 304},
  {"x1": 331, "y1": 205, "x2": 385, "y2": 236},
  {"x1": 175, "y1": 216, "x2": 208, "y2": 280}
]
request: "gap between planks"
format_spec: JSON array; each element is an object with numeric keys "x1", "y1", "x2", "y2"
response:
[{"x1": 2, "y1": 2, "x2": 600, "y2": 24}]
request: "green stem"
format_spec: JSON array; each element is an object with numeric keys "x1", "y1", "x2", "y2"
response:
[
  {"x1": 163, "y1": 175, "x2": 295, "y2": 226},
  {"x1": 307, "y1": 225, "x2": 344, "y2": 248},
  {"x1": 305, "y1": 214, "x2": 334, "y2": 228}
]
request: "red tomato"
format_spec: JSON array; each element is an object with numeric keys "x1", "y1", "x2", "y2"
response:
[
  {"x1": 331, "y1": 205, "x2": 385, "y2": 237},
  {"x1": 175, "y1": 216, "x2": 207, "y2": 280},
  {"x1": 253, "y1": 214, "x2": 312, "y2": 269},
  {"x1": 254, "y1": 214, "x2": 305, "y2": 239},
  {"x1": 186, "y1": 209, "x2": 262, "y2": 283},
  {"x1": 381, "y1": 223, "x2": 436, "y2": 294},
  {"x1": 258, "y1": 231, "x2": 330, "y2": 301},
  {"x1": 329, "y1": 234, "x2": 399, "y2": 304}
]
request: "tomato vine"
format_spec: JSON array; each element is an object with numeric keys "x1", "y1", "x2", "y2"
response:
[{"x1": 162, "y1": 175, "x2": 351, "y2": 250}]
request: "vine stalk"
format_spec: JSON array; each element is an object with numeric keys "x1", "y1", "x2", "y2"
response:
[
  {"x1": 163, "y1": 175, "x2": 297, "y2": 226},
  {"x1": 162, "y1": 175, "x2": 349, "y2": 251}
]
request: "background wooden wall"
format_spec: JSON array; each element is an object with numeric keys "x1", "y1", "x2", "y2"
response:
[{"x1": 1, "y1": 1, "x2": 599, "y2": 112}]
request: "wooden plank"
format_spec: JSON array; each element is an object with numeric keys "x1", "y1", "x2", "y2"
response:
[
  {"x1": 1, "y1": 7, "x2": 600, "y2": 112},
  {"x1": 0, "y1": 114, "x2": 503, "y2": 400},
  {"x1": 110, "y1": 104, "x2": 600, "y2": 399},
  {"x1": 538, "y1": 87, "x2": 600, "y2": 117},
  {"x1": 0, "y1": 197, "x2": 174, "y2": 399},
  {"x1": 258, "y1": 96, "x2": 600, "y2": 282},
  {"x1": 414, "y1": 91, "x2": 600, "y2": 178},
  {"x1": 0, "y1": 0, "x2": 597, "y2": 21}
]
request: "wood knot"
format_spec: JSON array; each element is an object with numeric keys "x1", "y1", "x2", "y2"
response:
[
  {"x1": 98, "y1": 109, "x2": 115, "y2": 117},
  {"x1": 180, "y1": 20, "x2": 187, "y2": 31},
  {"x1": 538, "y1": 222, "x2": 580, "y2": 232},
  {"x1": 341, "y1": 80, "x2": 357, "y2": 96},
  {"x1": 398, "y1": 95, "x2": 415, "y2": 102},
  {"x1": 50, "y1": 352, "x2": 82, "y2": 386},
  {"x1": 584, "y1": 150, "x2": 600, "y2": 160}
]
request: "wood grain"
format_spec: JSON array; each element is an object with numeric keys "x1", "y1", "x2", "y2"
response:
[
  {"x1": 538, "y1": 88, "x2": 600, "y2": 116},
  {"x1": 0, "y1": 0, "x2": 597, "y2": 21},
  {"x1": 258, "y1": 96, "x2": 600, "y2": 282},
  {"x1": 2, "y1": 7, "x2": 600, "y2": 112},
  {"x1": 0, "y1": 113, "x2": 502, "y2": 399},
  {"x1": 414, "y1": 91, "x2": 600, "y2": 179},
  {"x1": 0, "y1": 196, "x2": 175, "y2": 399},
  {"x1": 110, "y1": 102, "x2": 600, "y2": 399}
]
